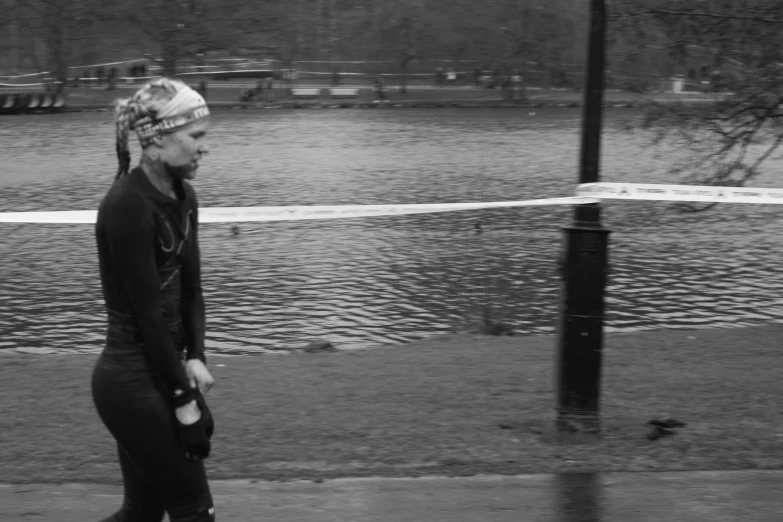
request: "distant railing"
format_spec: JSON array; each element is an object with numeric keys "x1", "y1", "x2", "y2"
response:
[
  {"x1": 3, "y1": 57, "x2": 726, "y2": 94},
  {"x1": 0, "y1": 92, "x2": 66, "y2": 114}
]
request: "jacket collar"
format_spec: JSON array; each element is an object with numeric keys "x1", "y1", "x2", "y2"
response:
[{"x1": 130, "y1": 166, "x2": 187, "y2": 205}]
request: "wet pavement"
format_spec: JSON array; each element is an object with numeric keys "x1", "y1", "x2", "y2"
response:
[{"x1": 2, "y1": 470, "x2": 782, "y2": 521}]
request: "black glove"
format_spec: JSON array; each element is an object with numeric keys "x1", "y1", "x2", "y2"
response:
[{"x1": 173, "y1": 388, "x2": 215, "y2": 461}]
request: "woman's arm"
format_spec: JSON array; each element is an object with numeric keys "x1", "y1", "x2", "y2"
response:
[
  {"x1": 180, "y1": 188, "x2": 214, "y2": 394},
  {"x1": 181, "y1": 188, "x2": 206, "y2": 364}
]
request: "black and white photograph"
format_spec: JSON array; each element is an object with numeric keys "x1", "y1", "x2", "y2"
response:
[{"x1": 1, "y1": 1, "x2": 782, "y2": 520}]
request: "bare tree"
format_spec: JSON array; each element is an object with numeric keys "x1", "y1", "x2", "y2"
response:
[
  {"x1": 0, "y1": 0, "x2": 21, "y2": 70},
  {"x1": 329, "y1": 0, "x2": 338, "y2": 61},
  {"x1": 611, "y1": 0, "x2": 783, "y2": 204},
  {"x1": 425, "y1": 0, "x2": 586, "y2": 89},
  {"x1": 373, "y1": 0, "x2": 432, "y2": 93},
  {"x1": 10, "y1": 0, "x2": 106, "y2": 91},
  {"x1": 114, "y1": 0, "x2": 284, "y2": 76}
]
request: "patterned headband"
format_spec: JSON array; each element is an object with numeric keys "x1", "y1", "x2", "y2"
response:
[{"x1": 133, "y1": 86, "x2": 210, "y2": 144}]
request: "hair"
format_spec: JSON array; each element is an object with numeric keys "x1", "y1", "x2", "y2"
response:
[{"x1": 114, "y1": 77, "x2": 189, "y2": 180}]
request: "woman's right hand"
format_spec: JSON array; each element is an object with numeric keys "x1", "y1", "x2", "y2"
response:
[
  {"x1": 175, "y1": 400, "x2": 202, "y2": 425},
  {"x1": 173, "y1": 389, "x2": 214, "y2": 461}
]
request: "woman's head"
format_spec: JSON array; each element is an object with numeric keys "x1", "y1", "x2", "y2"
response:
[{"x1": 114, "y1": 77, "x2": 210, "y2": 181}]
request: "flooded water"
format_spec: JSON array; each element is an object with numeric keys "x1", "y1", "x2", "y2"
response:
[{"x1": 2, "y1": 108, "x2": 783, "y2": 355}]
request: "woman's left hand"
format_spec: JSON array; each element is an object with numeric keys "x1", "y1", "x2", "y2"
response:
[{"x1": 185, "y1": 359, "x2": 215, "y2": 394}]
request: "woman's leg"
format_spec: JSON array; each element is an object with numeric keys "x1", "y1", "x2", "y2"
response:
[
  {"x1": 103, "y1": 430, "x2": 214, "y2": 522},
  {"x1": 97, "y1": 444, "x2": 165, "y2": 522},
  {"x1": 121, "y1": 428, "x2": 214, "y2": 522},
  {"x1": 93, "y1": 353, "x2": 215, "y2": 521}
]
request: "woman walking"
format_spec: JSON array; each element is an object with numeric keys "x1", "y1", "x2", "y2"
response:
[{"x1": 92, "y1": 77, "x2": 217, "y2": 522}]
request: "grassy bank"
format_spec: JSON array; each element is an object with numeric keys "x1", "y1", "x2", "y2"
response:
[{"x1": 1, "y1": 324, "x2": 781, "y2": 484}]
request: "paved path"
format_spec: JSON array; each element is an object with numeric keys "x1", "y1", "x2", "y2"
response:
[{"x1": 2, "y1": 470, "x2": 782, "y2": 521}]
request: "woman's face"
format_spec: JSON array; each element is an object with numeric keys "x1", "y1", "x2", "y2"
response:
[{"x1": 156, "y1": 118, "x2": 211, "y2": 181}]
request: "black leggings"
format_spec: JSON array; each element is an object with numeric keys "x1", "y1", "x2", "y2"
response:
[{"x1": 92, "y1": 348, "x2": 215, "y2": 522}]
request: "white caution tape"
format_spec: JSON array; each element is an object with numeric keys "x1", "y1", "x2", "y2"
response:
[
  {"x1": 199, "y1": 197, "x2": 595, "y2": 223},
  {"x1": 0, "y1": 197, "x2": 597, "y2": 224},
  {"x1": 3, "y1": 182, "x2": 783, "y2": 225},
  {"x1": 0, "y1": 210, "x2": 98, "y2": 224},
  {"x1": 578, "y1": 183, "x2": 783, "y2": 204}
]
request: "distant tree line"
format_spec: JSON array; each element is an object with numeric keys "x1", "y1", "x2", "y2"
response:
[{"x1": 0, "y1": 0, "x2": 780, "y2": 96}]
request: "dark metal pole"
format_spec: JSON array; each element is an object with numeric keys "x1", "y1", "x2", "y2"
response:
[{"x1": 554, "y1": 0, "x2": 610, "y2": 434}]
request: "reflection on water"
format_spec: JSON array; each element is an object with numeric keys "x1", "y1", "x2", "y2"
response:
[{"x1": 1, "y1": 109, "x2": 783, "y2": 355}]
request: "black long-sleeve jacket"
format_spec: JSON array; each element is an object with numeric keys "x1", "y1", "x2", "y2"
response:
[{"x1": 95, "y1": 167, "x2": 206, "y2": 394}]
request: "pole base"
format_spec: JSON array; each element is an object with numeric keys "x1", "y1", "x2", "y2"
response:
[{"x1": 555, "y1": 409, "x2": 601, "y2": 435}]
